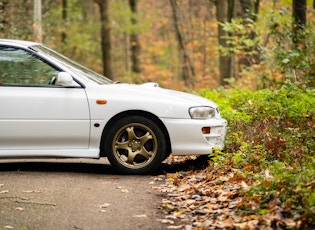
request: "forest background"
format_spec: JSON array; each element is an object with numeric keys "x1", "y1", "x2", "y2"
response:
[
  {"x1": 0, "y1": 0, "x2": 314, "y2": 228},
  {"x1": 0, "y1": 0, "x2": 313, "y2": 90}
]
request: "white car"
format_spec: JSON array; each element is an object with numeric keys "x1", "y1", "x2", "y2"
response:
[{"x1": 0, "y1": 39, "x2": 227, "y2": 174}]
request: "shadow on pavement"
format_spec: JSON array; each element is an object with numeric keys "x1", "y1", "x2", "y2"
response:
[
  {"x1": 0, "y1": 155, "x2": 210, "y2": 175},
  {"x1": 0, "y1": 159, "x2": 113, "y2": 175}
]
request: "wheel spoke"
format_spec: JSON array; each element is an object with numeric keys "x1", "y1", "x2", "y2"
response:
[
  {"x1": 127, "y1": 150, "x2": 137, "y2": 164},
  {"x1": 137, "y1": 148, "x2": 151, "y2": 160},
  {"x1": 126, "y1": 126, "x2": 137, "y2": 142},
  {"x1": 115, "y1": 141, "x2": 129, "y2": 151},
  {"x1": 138, "y1": 132, "x2": 152, "y2": 145}
]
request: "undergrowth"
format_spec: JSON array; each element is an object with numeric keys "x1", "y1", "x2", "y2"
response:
[{"x1": 199, "y1": 82, "x2": 315, "y2": 227}]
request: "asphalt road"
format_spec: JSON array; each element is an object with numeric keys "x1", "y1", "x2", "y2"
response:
[{"x1": 0, "y1": 158, "x2": 167, "y2": 230}]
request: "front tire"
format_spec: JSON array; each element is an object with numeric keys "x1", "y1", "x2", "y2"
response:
[{"x1": 104, "y1": 116, "x2": 167, "y2": 174}]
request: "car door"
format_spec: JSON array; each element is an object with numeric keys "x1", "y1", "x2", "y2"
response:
[{"x1": 0, "y1": 45, "x2": 90, "y2": 152}]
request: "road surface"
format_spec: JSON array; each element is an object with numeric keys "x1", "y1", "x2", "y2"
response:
[{"x1": 0, "y1": 158, "x2": 167, "y2": 230}]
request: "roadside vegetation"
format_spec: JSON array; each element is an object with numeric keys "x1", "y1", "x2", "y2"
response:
[
  {"x1": 157, "y1": 83, "x2": 314, "y2": 229},
  {"x1": 205, "y1": 83, "x2": 314, "y2": 226}
]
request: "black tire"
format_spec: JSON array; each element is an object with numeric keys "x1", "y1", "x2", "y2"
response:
[{"x1": 104, "y1": 116, "x2": 167, "y2": 174}]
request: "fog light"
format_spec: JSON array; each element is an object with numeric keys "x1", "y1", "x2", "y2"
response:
[{"x1": 202, "y1": 127, "x2": 211, "y2": 134}]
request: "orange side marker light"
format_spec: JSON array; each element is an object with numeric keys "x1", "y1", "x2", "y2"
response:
[
  {"x1": 96, "y1": 99, "x2": 107, "y2": 105},
  {"x1": 202, "y1": 127, "x2": 211, "y2": 134}
]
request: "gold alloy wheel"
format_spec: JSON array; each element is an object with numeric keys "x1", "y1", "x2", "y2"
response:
[{"x1": 112, "y1": 123, "x2": 158, "y2": 169}]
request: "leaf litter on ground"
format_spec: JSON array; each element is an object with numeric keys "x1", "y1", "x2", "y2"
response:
[{"x1": 153, "y1": 155, "x2": 304, "y2": 230}]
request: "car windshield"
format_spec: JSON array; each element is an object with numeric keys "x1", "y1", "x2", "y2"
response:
[{"x1": 31, "y1": 45, "x2": 113, "y2": 85}]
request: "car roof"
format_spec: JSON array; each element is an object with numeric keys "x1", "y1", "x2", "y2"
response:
[{"x1": 0, "y1": 39, "x2": 41, "y2": 48}]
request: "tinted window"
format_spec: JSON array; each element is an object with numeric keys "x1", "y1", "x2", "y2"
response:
[
  {"x1": 0, "y1": 46, "x2": 59, "y2": 86},
  {"x1": 32, "y1": 45, "x2": 113, "y2": 85}
]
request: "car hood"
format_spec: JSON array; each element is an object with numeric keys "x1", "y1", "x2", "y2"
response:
[{"x1": 108, "y1": 82, "x2": 218, "y2": 107}]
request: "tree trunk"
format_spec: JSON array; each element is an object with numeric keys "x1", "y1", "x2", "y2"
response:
[
  {"x1": 293, "y1": 0, "x2": 307, "y2": 26},
  {"x1": 33, "y1": 0, "x2": 42, "y2": 42},
  {"x1": 94, "y1": 0, "x2": 112, "y2": 79},
  {"x1": 61, "y1": 0, "x2": 67, "y2": 43},
  {"x1": 170, "y1": 0, "x2": 195, "y2": 87},
  {"x1": 214, "y1": 0, "x2": 233, "y2": 86},
  {"x1": 292, "y1": 0, "x2": 306, "y2": 45},
  {"x1": 128, "y1": 0, "x2": 141, "y2": 73}
]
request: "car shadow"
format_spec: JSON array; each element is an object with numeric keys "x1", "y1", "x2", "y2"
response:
[
  {"x1": 0, "y1": 159, "x2": 113, "y2": 175},
  {"x1": 0, "y1": 156, "x2": 210, "y2": 175},
  {"x1": 158, "y1": 155, "x2": 209, "y2": 174}
]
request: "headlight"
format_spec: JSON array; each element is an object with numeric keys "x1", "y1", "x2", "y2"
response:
[{"x1": 189, "y1": 106, "x2": 216, "y2": 119}]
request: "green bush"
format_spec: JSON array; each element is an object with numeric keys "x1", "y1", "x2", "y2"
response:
[{"x1": 199, "y1": 82, "x2": 315, "y2": 225}]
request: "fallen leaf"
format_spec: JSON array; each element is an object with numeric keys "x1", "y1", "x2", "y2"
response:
[
  {"x1": 244, "y1": 165, "x2": 254, "y2": 171},
  {"x1": 241, "y1": 181, "x2": 249, "y2": 189},
  {"x1": 22, "y1": 190, "x2": 40, "y2": 193},
  {"x1": 158, "y1": 219, "x2": 174, "y2": 224},
  {"x1": 207, "y1": 172, "x2": 213, "y2": 180},
  {"x1": 228, "y1": 200, "x2": 240, "y2": 209},
  {"x1": 167, "y1": 225, "x2": 183, "y2": 229},
  {"x1": 265, "y1": 169, "x2": 272, "y2": 178},
  {"x1": 174, "y1": 210, "x2": 183, "y2": 217},
  {"x1": 133, "y1": 214, "x2": 147, "y2": 218},
  {"x1": 99, "y1": 203, "x2": 110, "y2": 209},
  {"x1": 228, "y1": 173, "x2": 246, "y2": 183},
  {"x1": 263, "y1": 180, "x2": 272, "y2": 187}
]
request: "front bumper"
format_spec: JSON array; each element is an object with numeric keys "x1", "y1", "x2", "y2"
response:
[{"x1": 161, "y1": 117, "x2": 227, "y2": 155}]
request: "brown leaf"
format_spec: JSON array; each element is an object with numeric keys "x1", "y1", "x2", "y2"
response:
[
  {"x1": 244, "y1": 165, "x2": 254, "y2": 172},
  {"x1": 207, "y1": 172, "x2": 213, "y2": 180},
  {"x1": 263, "y1": 180, "x2": 272, "y2": 187},
  {"x1": 228, "y1": 173, "x2": 246, "y2": 183}
]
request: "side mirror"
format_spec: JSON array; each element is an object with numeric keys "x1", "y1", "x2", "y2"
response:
[{"x1": 56, "y1": 72, "x2": 74, "y2": 86}]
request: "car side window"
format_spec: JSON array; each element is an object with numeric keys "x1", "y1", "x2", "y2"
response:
[{"x1": 0, "y1": 46, "x2": 59, "y2": 86}]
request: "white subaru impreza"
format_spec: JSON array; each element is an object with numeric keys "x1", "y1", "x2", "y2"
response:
[{"x1": 0, "y1": 39, "x2": 227, "y2": 174}]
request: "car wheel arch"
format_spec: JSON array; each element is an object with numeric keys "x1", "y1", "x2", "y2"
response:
[{"x1": 99, "y1": 110, "x2": 171, "y2": 159}]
